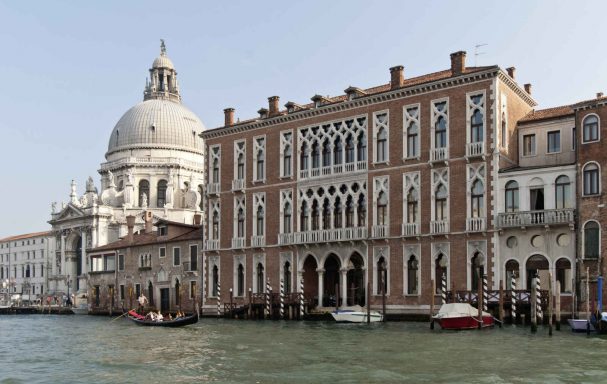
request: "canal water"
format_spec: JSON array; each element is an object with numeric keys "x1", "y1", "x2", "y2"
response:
[{"x1": 1, "y1": 316, "x2": 607, "y2": 383}]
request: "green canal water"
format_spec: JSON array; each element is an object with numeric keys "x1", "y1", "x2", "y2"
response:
[{"x1": 1, "y1": 315, "x2": 607, "y2": 383}]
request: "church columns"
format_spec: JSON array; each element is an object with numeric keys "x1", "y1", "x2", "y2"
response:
[{"x1": 79, "y1": 229, "x2": 87, "y2": 293}]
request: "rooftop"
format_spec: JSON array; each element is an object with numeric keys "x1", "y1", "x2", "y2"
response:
[
  {"x1": 518, "y1": 105, "x2": 575, "y2": 124},
  {"x1": 0, "y1": 231, "x2": 53, "y2": 243}
]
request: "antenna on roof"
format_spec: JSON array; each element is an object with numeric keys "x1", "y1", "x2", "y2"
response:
[{"x1": 474, "y1": 43, "x2": 487, "y2": 67}]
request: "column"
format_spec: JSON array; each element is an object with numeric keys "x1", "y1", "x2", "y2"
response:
[
  {"x1": 79, "y1": 229, "x2": 87, "y2": 293},
  {"x1": 340, "y1": 268, "x2": 348, "y2": 308},
  {"x1": 297, "y1": 271, "x2": 304, "y2": 293},
  {"x1": 60, "y1": 232, "x2": 66, "y2": 278},
  {"x1": 317, "y1": 269, "x2": 324, "y2": 307}
]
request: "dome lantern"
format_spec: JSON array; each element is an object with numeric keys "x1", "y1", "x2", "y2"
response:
[{"x1": 144, "y1": 39, "x2": 181, "y2": 103}]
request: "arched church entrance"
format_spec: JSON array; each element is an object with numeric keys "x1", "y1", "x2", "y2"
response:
[
  {"x1": 323, "y1": 254, "x2": 341, "y2": 307},
  {"x1": 347, "y1": 252, "x2": 365, "y2": 306},
  {"x1": 302, "y1": 255, "x2": 318, "y2": 307},
  {"x1": 526, "y1": 254, "x2": 549, "y2": 289}
]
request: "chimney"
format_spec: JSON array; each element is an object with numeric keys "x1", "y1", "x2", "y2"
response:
[
  {"x1": 285, "y1": 101, "x2": 303, "y2": 113},
  {"x1": 126, "y1": 215, "x2": 135, "y2": 243},
  {"x1": 258, "y1": 108, "x2": 268, "y2": 119},
  {"x1": 144, "y1": 211, "x2": 153, "y2": 234},
  {"x1": 506, "y1": 67, "x2": 516, "y2": 79},
  {"x1": 224, "y1": 108, "x2": 235, "y2": 126},
  {"x1": 344, "y1": 86, "x2": 366, "y2": 101},
  {"x1": 450, "y1": 51, "x2": 467, "y2": 75},
  {"x1": 389, "y1": 66, "x2": 404, "y2": 89},
  {"x1": 597, "y1": 92, "x2": 604, "y2": 99},
  {"x1": 268, "y1": 96, "x2": 280, "y2": 117},
  {"x1": 193, "y1": 213, "x2": 202, "y2": 226},
  {"x1": 524, "y1": 83, "x2": 532, "y2": 95}
]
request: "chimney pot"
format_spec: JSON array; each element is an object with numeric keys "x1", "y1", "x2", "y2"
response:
[
  {"x1": 223, "y1": 108, "x2": 235, "y2": 126},
  {"x1": 126, "y1": 215, "x2": 135, "y2": 242},
  {"x1": 389, "y1": 65, "x2": 404, "y2": 89},
  {"x1": 268, "y1": 96, "x2": 280, "y2": 117},
  {"x1": 193, "y1": 213, "x2": 202, "y2": 226},
  {"x1": 524, "y1": 83, "x2": 532, "y2": 95},
  {"x1": 450, "y1": 51, "x2": 467, "y2": 75},
  {"x1": 258, "y1": 108, "x2": 269, "y2": 119},
  {"x1": 597, "y1": 92, "x2": 604, "y2": 99},
  {"x1": 506, "y1": 67, "x2": 516, "y2": 79},
  {"x1": 144, "y1": 211, "x2": 153, "y2": 234}
]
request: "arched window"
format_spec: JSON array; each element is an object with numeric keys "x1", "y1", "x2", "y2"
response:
[
  {"x1": 256, "y1": 149, "x2": 265, "y2": 180},
  {"x1": 212, "y1": 265, "x2": 219, "y2": 297},
  {"x1": 345, "y1": 197, "x2": 354, "y2": 227},
  {"x1": 237, "y1": 153, "x2": 245, "y2": 180},
  {"x1": 583, "y1": 163, "x2": 600, "y2": 195},
  {"x1": 505, "y1": 181, "x2": 519, "y2": 212},
  {"x1": 334, "y1": 136, "x2": 343, "y2": 165},
  {"x1": 470, "y1": 108, "x2": 483, "y2": 143},
  {"x1": 311, "y1": 200, "x2": 320, "y2": 231},
  {"x1": 471, "y1": 180, "x2": 484, "y2": 218},
  {"x1": 357, "y1": 195, "x2": 366, "y2": 227},
  {"x1": 138, "y1": 180, "x2": 149, "y2": 207},
  {"x1": 256, "y1": 205, "x2": 264, "y2": 236},
  {"x1": 323, "y1": 199, "x2": 331, "y2": 229},
  {"x1": 283, "y1": 203, "x2": 291, "y2": 234},
  {"x1": 283, "y1": 144, "x2": 291, "y2": 177},
  {"x1": 435, "y1": 253, "x2": 447, "y2": 294},
  {"x1": 256, "y1": 263, "x2": 264, "y2": 293},
  {"x1": 501, "y1": 112, "x2": 507, "y2": 148},
  {"x1": 435, "y1": 184, "x2": 448, "y2": 221},
  {"x1": 300, "y1": 201, "x2": 309, "y2": 231},
  {"x1": 334, "y1": 198, "x2": 343, "y2": 228},
  {"x1": 555, "y1": 175, "x2": 571, "y2": 209},
  {"x1": 322, "y1": 140, "x2": 331, "y2": 167},
  {"x1": 376, "y1": 128, "x2": 387, "y2": 162},
  {"x1": 407, "y1": 255, "x2": 418, "y2": 295},
  {"x1": 406, "y1": 188, "x2": 418, "y2": 223},
  {"x1": 148, "y1": 281, "x2": 154, "y2": 306},
  {"x1": 377, "y1": 191, "x2": 388, "y2": 226},
  {"x1": 311, "y1": 141, "x2": 320, "y2": 169},
  {"x1": 584, "y1": 221, "x2": 600, "y2": 259},
  {"x1": 583, "y1": 115, "x2": 599, "y2": 142},
  {"x1": 237, "y1": 264, "x2": 244, "y2": 297},
  {"x1": 237, "y1": 208, "x2": 245, "y2": 238},
  {"x1": 377, "y1": 257, "x2": 387, "y2": 294},
  {"x1": 505, "y1": 260, "x2": 519, "y2": 290},
  {"x1": 300, "y1": 143, "x2": 309, "y2": 171},
  {"x1": 470, "y1": 253, "x2": 482, "y2": 291},
  {"x1": 284, "y1": 262, "x2": 292, "y2": 293},
  {"x1": 157, "y1": 180, "x2": 167, "y2": 207},
  {"x1": 212, "y1": 158, "x2": 219, "y2": 183},
  {"x1": 357, "y1": 132, "x2": 366, "y2": 162},
  {"x1": 435, "y1": 115, "x2": 447, "y2": 148},
  {"x1": 555, "y1": 258, "x2": 572, "y2": 293},
  {"x1": 175, "y1": 278, "x2": 180, "y2": 306},
  {"x1": 407, "y1": 121, "x2": 418, "y2": 158},
  {"x1": 118, "y1": 179, "x2": 124, "y2": 191},
  {"x1": 212, "y1": 211, "x2": 219, "y2": 240},
  {"x1": 345, "y1": 135, "x2": 355, "y2": 163}
]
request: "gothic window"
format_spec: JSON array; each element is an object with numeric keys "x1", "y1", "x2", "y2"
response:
[
  {"x1": 470, "y1": 180, "x2": 484, "y2": 218},
  {"x1": 284, "y1": 261, "x2": 292, "y2": 293},
  {"x1": 357, "y1": 195, "x2": 366, "y2": 227},
  {"x1": 404, "y1": 106, "x2": 420, "y2": 159},
  {"x1": 157, "y1": 180, "x2": 167, "y2": 207},
  {"x1": 345, "y1": 135, "x2": 355, "y2": 163},
  {"x1": 254, "y1": 137, "x2": 265, "y2": 181},
  {"x1": 280, "y1": 190, "x2": 293, "y2": 234},
  {"x1": 505, "y1": 181, "x2": 519, "y2": 212},
  {"x1": 237, "y1": 150, "x2": 245, "y2": 180},
  {"x1": 311, "y1": 200, "x2": 320, "y2": 230},
  {"x1": 212, "y1": 265, "x2": 219, "y2": 297},
  {"x1": 334, "y1": 197, "x2": 342, "y2": 228},
  {"x1": 407, "y1": 189, "x2": 418, "y2": 223},
  {"x1": 377, "y1": 192, "x2": 388, "y2": 226},
  {"x1": 435, "y1": 184, "x2": 448, "y2": 221},
  {"x1": 300, "y1": 201, "x2": 309, "y2": 231},
  {"x1": 323, "y1": 199, "x2": 331, "y2": 229},
  {"x1": 138, "y1": 180, "x2": 149, "y2": 207},
  {"x1": 469, "y1": 94, "x2": 484, "y2": 143},
  {"x1": 322, "y1": 140, "x2": 331, "y2": 167},
  {"x1": 237, "y1": 208, "x2": 245, "y2": 238},
  {"x1": 334, "y1": 136, "x2": 343, "y2": 165},
  {"x1": 374, "y1": 112, "x2": 389, "y2": 163},
  {"x1": 555, "y1": 175, "x2": 571, "y2": 209},
  {"x1": 281, "y1": 132, "x2": 292, "y2": 177},
  {"x1": 435, "y1": 253, "x2": 447, "y2": 294},
  {"x1": 345, "y1": 197, "x2": 354, "y2": 227},
  {"x1": 376, "y1": 257, "x2": 387, "y2": 294},
  {"x1": 583, "y1": 163, "x2": 600, "y2": 195},
  {"x1": 433, "y1": 101, "x2": 448, "y2": 148},
  {"x1": 301, "y1": 143, "x2": 309, "y2": 171},
  {"x1": 583, "y1": 115, "x2": 599, "y2": 143},
  {"x1": 256, "y1": 206, "x2": 264, "y2": 236},
  {"x1": 212, "y1": 158, "x2": 219, "y2": 183},
  {"x1": 584, "y1": 221, "x2": 600, "y2": 259},
  {"x1": 237, "y1": 264, "x2": 244, "y2": 297},
  {"x1": 357, "y1": 132, "x2": 366, "y2": 162},
  {"x1": 376, "y1": 128, "x2": 387, "y2": 163},
  {"x1": 311, "y1": 141, "x2": 320, "y2": 169},
  {"x1": 256, "y1": 263, "x2": 265, "y2": 293},
  {"x1": 212, "y1": 210, "x2": 219, "y2": 240},
  {"x1": 283, "y1": 202, "x2": 292, "y2": 233},
  {"x1": 407, "y1": 255, "x2": 419, "y2": 295}
]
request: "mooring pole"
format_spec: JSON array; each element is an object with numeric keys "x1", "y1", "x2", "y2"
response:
[
  {"x1": 280, "y1": 279, "x2": 285, "y2": 320},
  {"x1": 335, "y1": 283, "x2": 339, "y2": 312},
  {"x1": 265, "y1": 278, "x2": 270, "y2": 320},
  {"x1": 511, "y1": 274, "x2": 517, "y2": 325},
  {"x1": 299, "y1": 278, "x2": 304, "y2": 321},
  {"x1": 499, "y1": 280, "x2": 504, "y2": 328},
  {"x1": 586, "y1": 267, "x2": 590, "y2": 335},
  {"x1": 381, "y1": 268, "x2": 386, "y2": 322},
  {"x1": 477, "y1": 267, "x2": 483, "y2": 330},
  {"x1": 217, "y1": 280, "x2": 221, "y2": 319},
  {"x1": 229, "y1": 288, "x2": 233, "y2": 319},
  {"x1": 367, "y1": 281, "x2": 371, "y2": 324},
  {"x1": 536, "y1": 270, "x2": 543, "y2": 325},
  {"x1": 248, "y1": 288, "x2": 252, "y2": 319},
  {"x1": 548, "y1": 273, "x2": 553, "y2": 336},
  {"x1": 430, "y1": 279, "x2": 435, "y2": 330},
  {"x1": 531, "y1": 277, "x2": 537, "y2": 333},
  {"x1": 556, "y1": 280, "x2": 561, "y2": 331}
]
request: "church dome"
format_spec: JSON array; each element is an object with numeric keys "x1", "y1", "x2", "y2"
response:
[
  {"x1": 152, "y1": 55, "x2": 174, "y2": 70},
  {"x1": 106, "y1": 99, "x2": 205, "y2": 156}
]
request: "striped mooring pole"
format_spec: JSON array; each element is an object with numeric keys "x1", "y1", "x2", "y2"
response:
[
  {"x1": 511, "y1": 275, "x2": 517, "y2": 324},
  {"x1": 280, "y1": 278, "x2": 285, "y2": 319},
  {"x1": 441, "y1": 273, "x2": 447, "y2": 305},
  {"x1": 482, "y1": 274, "x2": 488, "y2": 312},
  {"x1": 299, "y1": 278, "x2": 304, "y2": 320},
  {"x1": 217, "y1": 280, "x2": 221, "y2": 318},
  {"x1": 265, "y1": 278, "x2": 271, "y2": 319},
  {"x1": 536, "y1": 270, "x2": 543, "y2": 322}
]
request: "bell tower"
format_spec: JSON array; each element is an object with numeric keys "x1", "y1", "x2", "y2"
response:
[{"x1": 144, "y1": 39, "x2": 181, "y2": 103}]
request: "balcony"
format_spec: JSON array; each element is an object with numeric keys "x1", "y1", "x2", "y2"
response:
[
  {"x1": 182, "y1": 261, "x2": 198, "y2": 273},
  {"x1": 371, "y1": 225, "x2": 388, "y2": 238},
  {"x1": 466, "y1": 142, "x2": 485, "y2": 159},
  {"x1": 231, "y1": 237, "x2": 246, "y2": 249},
  {"x1": 207, "y1": 182, "x2": 220, "y2": 196},
  {"x1": 299, "y1": 160, "x2": 367, "y2": 180},
  {"x1": 430, "y1": 147, "x2": 448, "y2": 164},
  {"x1": 251, "y1": 235, "x2": 265, "y2": 248},
  {"x1": 204, "y1": 239, "x2": 219, "y2": 251},
  {"x1": 430, "y1": 220, "x2": 449, "y2": 235},
  {"x1": 232, "y1": 179, "x2": 245, "y2": 192},
  {"x1": 278, "y1": 233, "x2": 294, "y2": 245},
  {"x1": 466, "y1": 217, "x2": 486, "y2": 232},
  {"x1": 293, "y1": 226, "x2": 367, "y2": 244},
  {"x1": 402, "y1": 223, "x2": 419, "y2": 237},
  {"x1": 498, "y1": 209, "x2": 575, "y2": 229}
]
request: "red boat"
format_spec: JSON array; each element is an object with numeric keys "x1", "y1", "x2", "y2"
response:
[{"x1": 433, "y1": 303, "x2": 494, "y2": 330}]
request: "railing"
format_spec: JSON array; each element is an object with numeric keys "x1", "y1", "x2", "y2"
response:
[
  {"x1": 293, "y1": 226, "x2": 367, "y2": 244},
  {"x1": 401, "y1": 223, "x2": 419, "y2": 236},
  {"x1": 430, "y1": 220, "x2": 449, "y2": 234},
  {"x1": 466, "y1": 217, "x2": 486, "y2": 232},
  {"x1": 231, "y1": 237, "x2": 246, "y2": 249},
  {"x1": 430, "y1": 147, "x2": 448, "y2": 162},
  {"x1": 207, "y1": 183, "x2": 220, "y2": 195},
  {"x1": 498, "y1": 208, "x2": 575, "y2": 228},
  {"x1": 466, "y1": 142, "x2": 484, "y2": 158},
  {"x1": 371, "y1": 225, "x2": 388, "y2": 238},
  {"x1": 182, "y1": 261, "x2": 197, "y2": 272},
  {"x1": 278, "y1": 233, "x2": 294, "y2": 245},
  {"x1": 99, "y1": 157, "x2": 204, "y2": 171},
  {"x1": 231, "y1": 179, "x2": 245, "y2": 192},
  {"x1": 299, "y1": 161, "x2": 368, "y2": 180},
  {"x1": 251, "y1": 235, "x2": 265, "y2": 248},
  {"x1": 205, "y1": 239, "x2": 219, "y2": 251}
]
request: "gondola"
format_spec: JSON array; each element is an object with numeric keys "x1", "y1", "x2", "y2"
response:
[{"x1": 127, "y1": 310, "x2": 199, "y2": 327}]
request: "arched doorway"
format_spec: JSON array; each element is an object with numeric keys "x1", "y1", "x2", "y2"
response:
[
  {"x1": 555, "y1": 258, "x2": 572, "y2": 292},
  {"x1": 471, "y1": 252, "x2": 482, "y2": 291},
  {"x1": 148, "y1": 281, "x2": 154, "y2": 306},
  {"x1": 505, "y1": 260, "x2": 519, "y2": 290},
  {"x1": 175, "y1": 279, "x2": 180, "y2": 309},
  {"x1": 323, "y1": 254, "x2": 341, "y2": 307},
  {"x1": 303, "y1": 255, "x2": 318, "y2": 307},
  {"x1": 526, "y1": 254, "x2": 549, "y2": 289},
  {"x1": 347, "y1": 252, "x2": 365, "y2": 306}
]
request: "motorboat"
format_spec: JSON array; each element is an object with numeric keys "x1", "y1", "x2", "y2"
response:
[
  {"x1": 433, "y1": 303, "x2": 494, "y2": 330},
  {"x1": 568, "y1": 318, "x2": 595, "y2": 333},
  {"x1": 330, "y1": 308, "x2": 383, "y2": 323},
  {"x1": 71, "y1": 293, "x2": 89, "y2": 315},
  {"x1": 127, "y1": 310, "x2": 199, "y2": 327}
]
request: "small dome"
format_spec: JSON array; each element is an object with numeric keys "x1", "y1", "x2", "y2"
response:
[
  {"x1": 152, "y1": 55, "x2": 174, "y2": 69},
  {"x1": 107, "y1": 99, "x2": 205, "y2": 156}
]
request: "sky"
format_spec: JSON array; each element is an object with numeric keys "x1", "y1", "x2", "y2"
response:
[{"x1": 0, "y1": 0, "x2": 605, "y2": 238}]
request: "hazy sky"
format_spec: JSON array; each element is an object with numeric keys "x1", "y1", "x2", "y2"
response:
[{"x1": 0, "y1": 0, "x2": 605, "y2": 238}]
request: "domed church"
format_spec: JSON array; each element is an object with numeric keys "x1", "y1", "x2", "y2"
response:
[{"x1": 48, "y1": 41, "x2": 206, "y2": 295}]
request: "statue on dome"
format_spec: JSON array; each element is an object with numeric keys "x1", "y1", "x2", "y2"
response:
[
  {"x1": 79, "y1": 195, "x2": 88, "y2": 208},
  {"x1": 86, "y1": 176, "x2": 96, "y2": 193},
  {"x1": 51, "y1": 202, "x2": 57, "y2": 213},
  {"x1": 126, "y1": 168, "x2": 134, "y2": 185},
  {"x1": 160, "y1": 39, "x2": 166, "y2": 55},
  {"x1": 107, "y1": 170, "x2": 116, "y2": 188}
]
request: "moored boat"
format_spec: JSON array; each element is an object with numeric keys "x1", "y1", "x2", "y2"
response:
[
  {"x1": 568, "y1": 318, "x2": 595, "y2": 333},
  {"x1": 127, "y1": 310, "x2": 199, "y2": 327},
  {"x1": 331, "y1": 309, "x2": 383, "y2": 323},
  {"x1": 433, "y1": 303, "x2": 494, "y2": 330}
]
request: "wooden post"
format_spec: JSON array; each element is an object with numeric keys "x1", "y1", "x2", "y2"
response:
[
  {"x1": 531, "y1": 277, "x2": 537, "y2": 333},
  {"x1": 430, "y1": 279, "x2": 435, "y2": 330},
  {"x1": 367, "y1": 281, "x2": 371, "y2": 324},
  {"x1": 229, "y1": 288, "x2": 233, "y2": 319},
  {"x1": 477, "y1": 267, "x2": 483, "y2": 329},
  {"x1": 499, "y1": 280, "x2": 504, "y2": 328},
  {"x1": 248, "y1": 288, "x2": 252, "y2": 320},
  {"x1": 556, "y1": 280, "x2": 561, "y2": 331},
  {"x1": 586, "y1": 267, "x2": 591, "y2": 335},
  {"x1": 548, "y1": 273, "x2": 553, "y2": 336},
  {"x1": 571, "y1": 277, "x2": 576, "y2": 322},
  {"x1": 335, "y1": 283, "x2": 339, "y2": 312},
  {"x1": 381, "y1": 269, "x2": 386, "y2": 322}
]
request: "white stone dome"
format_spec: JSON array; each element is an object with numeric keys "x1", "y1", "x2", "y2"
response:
[
  {"x1": 106, "y1": 99, "x2": 205, "y2": 156},
  {"x1": 152, "y1": 55, "x2": 174, "y2": 69}
]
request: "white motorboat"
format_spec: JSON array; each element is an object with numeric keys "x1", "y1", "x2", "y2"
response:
[
  {"x1": 71, "y1": 293, "x2": 89, "y2": 315},
  {"x1": 331, "y1": 308, "x2": 383, "y2": 323}
]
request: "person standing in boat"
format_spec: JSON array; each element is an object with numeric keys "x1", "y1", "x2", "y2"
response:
[{"x1": 137, "y1": 293, "x2": 148, "y2": 314}]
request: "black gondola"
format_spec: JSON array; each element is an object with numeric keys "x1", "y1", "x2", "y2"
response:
[{"x1": 127, "y1": 310, "x2": 199, "y2": 327}]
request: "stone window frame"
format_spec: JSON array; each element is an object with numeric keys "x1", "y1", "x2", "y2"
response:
[
  {"x1": 208, "y1": 199, "x2": 221, "y2": 241},
  {"x1": 403, "y1": 244, "x2": 421, "y2": 297},
  {"x1": 522, "y1": 133, "x2": 536, "y2": 157},
  {"x1": 209, "y1": 144, "x2": 221, "y2": 184},
  {"x1": 253, "y1": 135, "x2": 266, "y2": 183},
  {"x1": 372, "y1": 246, "x2": 390, "y2": 296},
  {"x1": 431, "y1": 168, "x2": 450, "y2": 222},
  {"x1": 466, "y1": 164, "x2": 486, "y2": 219},
  {"x1": 403, "y1": 171, "x2": 421, "y2": 226},
  {"x1": 233, "y1": 139, "x2": 246, "y2": 182},
  {"x1": 158, "y1": 247, "x2": 166, "y2": 258},
  {"x1": 582, "y1": 113, "x2": 600, "y2": 144},
  {"x1": 280, "y1": 189, "x2": 293, "y2": 234},
  {"x1": 233, "y1": 254, "x2": 246, "y2": 298},
  {"x1": 252, "y1": 192, "x2": 266, "y2": 238},
  {"x1": 582, "y1": 161, "x2": 601, "y2": 196},
  {"x1": 252, "y1": 253, "x2": 266, "y2": 294},
  {"x1": 430, "y1": 97, "x2": 450, "y2": 154},
  {"x1": 208, "y1": 255, "x2": 220, "y2": 298},
  {"x1": 466, "y1": 241, "x2": 487, "y2": 291},
  {"x1": 582, "y1": 219, "x2": 601, "y2": 260},
  {"x1": 279, "y1": 130, "x2": 293, "y2": 179},
  {"x1": 403, "y1": 103, "x2": 421, "y2": 160},
  {"x1": 431, "y1": 242, "x2": 451, "y2": 292},
  {"x1": 233, "y1": 196, "x2": 246, "y2": 240},
  {"x1": 279, "y1": 252, "x2": 293, "y2": 294},
  {"x1": 466, "y1": 90, "x2": 486, "y2": 145},
  {"x1": 172, "y1": 246, "x2": 181, "y2": 267},
  {"x1": 546, "y1": 130, "x2": 561, "y2": 154},
  {"x1": 373, "y1": 110, "x2": 390, "y2": 164},
  {"x1": 373, "y1": 176, "x2": 390, "y2": 227}
]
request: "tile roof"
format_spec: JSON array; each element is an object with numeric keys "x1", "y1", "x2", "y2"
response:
[
  {"x1": 0, "y1": 231, "x2": 53, "y2": 243},
  {"x1": 90, "y1": 223, "x2": 202, "y2": 253},
  {"x1": 518, "y1": 105, "x2": 574, "y2": 123}
]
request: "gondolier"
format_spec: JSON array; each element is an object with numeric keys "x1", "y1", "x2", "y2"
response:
[{"x1": 137, "y1": 293, "x2": 148, "y2": 313}]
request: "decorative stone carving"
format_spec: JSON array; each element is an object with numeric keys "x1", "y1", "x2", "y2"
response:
[
  {"x1": 51, "y1": 202, "x2": 57, "y2": 213},
  {"x1": 86, "y1": 176, "x2": 97, "y2": 194},
  {"x1": 141, "y1": 193, "x2": 148, "y2": 208}
]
